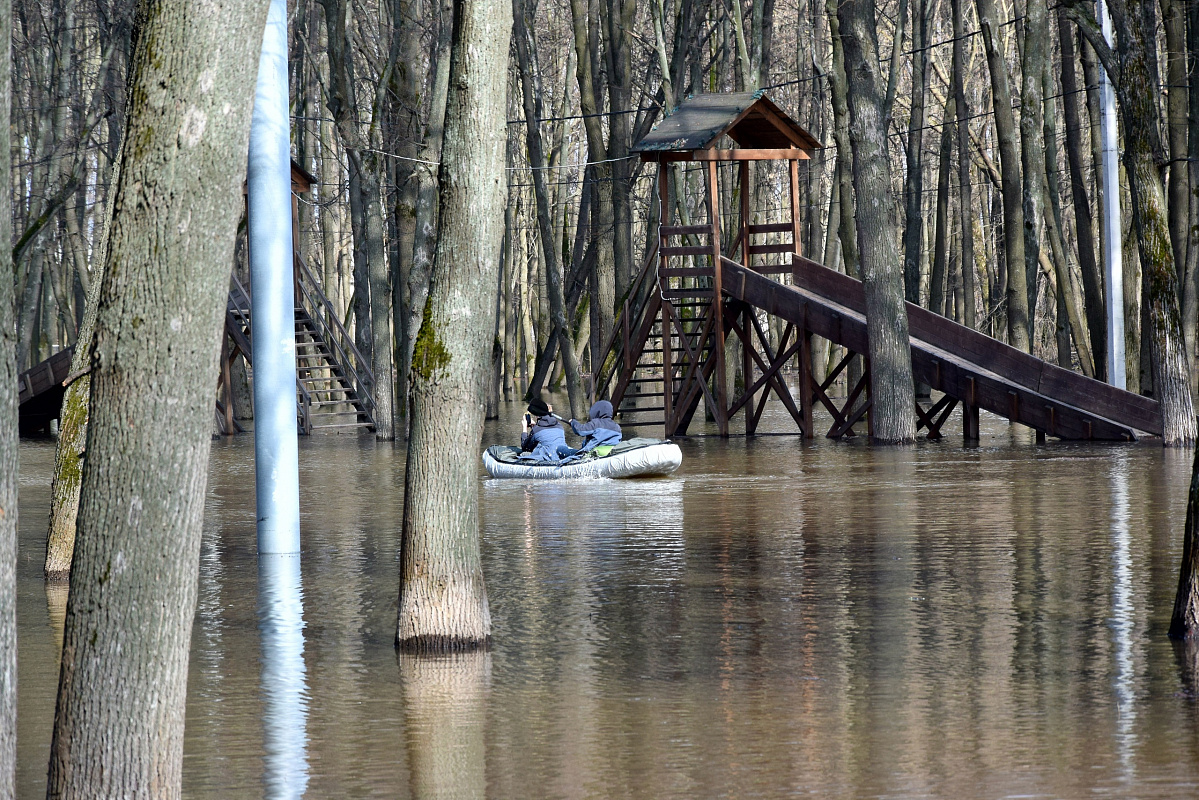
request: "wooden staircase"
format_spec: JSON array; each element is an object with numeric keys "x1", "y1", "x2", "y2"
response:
[{"x1": 221, "y1": 255, "x2": 375, "y2": 434}]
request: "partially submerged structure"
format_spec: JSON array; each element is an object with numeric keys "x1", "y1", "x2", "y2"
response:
[{"x1": 598, "y1": 91, "x2": 1162, "y2": 441}]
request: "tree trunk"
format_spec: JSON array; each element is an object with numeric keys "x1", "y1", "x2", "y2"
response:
[
  {"x1": 976, "y1": 0, "x2": 1029, "y2": 351},
  {"x1": 952, "y1": 0, "x2": 976, "y2": 329},
  {"x1": 45, "y1": 142, "x2": 121, "y2": 581},
  {"x1": 1161, "y1": 0, "x2": 1189, "y2": 297},
  {"x1": 838, "y1": 0, "x2": 917, "y2": 443},
  {"x1": 0, "y1": 0, "x2": 16, "y2": 787},
  {"x1": 46, "y1": 0, "x2": 267, "y2": 794},
  {"x1": 902, "y1": 0, "x2": 928, "y2": 306},
  {"x1": 827, "y1": 0, "x2": 859, "y2": 279},
  {"x1": 397, "y1": 0, "x2": 510, "y2": 651},
  {"x1": 1185, "y1": 0, "x2": 1199, "y2": 389},
  {"x1": 1172, "y1": 446, "x2": 1199, "y2": 638},
  {"x1": 513, "y1": 0, "x2": 584, "y2": 419},
  {"x1": 1042, "y1": 55, "x2": 1095, "y2": 378},
  {"x1": 931, "y1": 93, "x2": 953, "y2": 318},
  {"x1": 1076, "y1": 0, "x2": 1198, "y2": 443},
  {"x1": 401, "y1": 0, "x2": 453, "y2": 428},
  {"x1": 1058, "y1": 13, "x2": 1106, "y2": 379}
]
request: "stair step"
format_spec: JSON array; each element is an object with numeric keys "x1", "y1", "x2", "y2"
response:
[
  {"x1": 309, "y1": 421, "x2": 376, "y2": 430},
  {"x1": 618, "y1": 406, "x2": 665, "y2": 414}
]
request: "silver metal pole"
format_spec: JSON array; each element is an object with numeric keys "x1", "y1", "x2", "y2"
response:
[
  {"x1": 1098, "y1": 0, "x2": 1126, "y2": 390},
  {"x1": 248, "y1": 0, "x2": 301, "y2": 554}
]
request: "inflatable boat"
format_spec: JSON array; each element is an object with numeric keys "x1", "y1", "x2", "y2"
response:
[{"x1": 483, "y1": 437, "x2": 682, "y2": 480}]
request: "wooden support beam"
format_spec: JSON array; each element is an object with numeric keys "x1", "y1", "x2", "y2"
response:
[
  {"x1": 707, "y1": 160, "x2": 729, "y2": 436},
  {"x1": 642, "y1": 148, "x2": 813, "y2": 162}
]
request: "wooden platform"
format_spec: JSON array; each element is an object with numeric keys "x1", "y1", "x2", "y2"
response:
[
  {"x1": 17, "y1": 346, "x2": 74, "y2": 436},
  {"x1": 724, "y1": 256, "x2": 1161, "y2": 441}
]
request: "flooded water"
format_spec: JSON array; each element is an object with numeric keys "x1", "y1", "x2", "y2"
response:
[{"x1": 13, "y1": 395, "x2": 1199, "y2": 798}]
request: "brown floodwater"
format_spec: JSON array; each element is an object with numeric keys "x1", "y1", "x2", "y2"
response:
[{"x1": 13, "y1": 393, "x2": 1199, "y2": 798}]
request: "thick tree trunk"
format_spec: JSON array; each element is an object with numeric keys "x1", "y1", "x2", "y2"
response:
[
  {"x1": 0, "y1": 0, "x2": 16, "y2": 788},
  {"x1": 1073, "y1": 0, "x2": 1198, "y2": 443},
  {"x1": 1058, "y1": 14, "x2": 1106, "y2": 379},
  {"x1": 396, "y1": 0, "x2": 510, "y2": 651},
  {"x1": 401, "y1": 0, "x2": 453, "y2": 427},
  {"x1": 46, "y1": 0, "x2": 267, "y2": 795},
  {"x1": 838, "y1": 0, "x2": 917, "y2": 443},
  {"x1": 976, "y1": 0, "x2": 1029, "y2": 351}
]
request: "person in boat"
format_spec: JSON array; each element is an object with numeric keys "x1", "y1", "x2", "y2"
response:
[
  {"x1": 520, "y1": 396, "x2": 567, "y2": 463},
  {"x1": 567, "y1": 399, "x2": 622, "y2": 454}
]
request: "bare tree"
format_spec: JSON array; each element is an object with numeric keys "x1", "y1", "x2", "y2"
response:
[
  {"x1": 838, "y1": 0, "x2": 917, "y2": 443},
  {"x1": 45, "y1": 0, "x2": 269, "y2": 794},
  {"x1": 0, "y1": 0, "x2": 17, "y2": 789},
  {"x1": 397, "y1": 0, "x2": 511, "y2": 651}
]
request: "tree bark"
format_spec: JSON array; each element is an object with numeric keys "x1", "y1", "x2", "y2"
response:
[
  {"x1": 1161, "y1": 0, "x2": 1189, "y2": 298},
  {"x1": 975, "y1": 0, "x2": 1029, "y2": 351},
  {"x1": 514, "y1": 0, "x2": 585, "y2": 419},
  {"x1": 1058, "y1": 13, "x2": 1106, "y2": 378},
  {"x1": 838, "y1": 0, "x2": 917, "y2": 443},
  {"x1": 397, "y1": 0, "x2": 510, "y2": 651},
  {"x1": 1041, "y1": 54, "x2": 1095, "y2": 377},
  {"x1": 952, "y1": 0, "x2": 976, "y2": 329},
  {"x1": 1020, "y1": 0, "x2": 1050, "y2": 332},
  {"x1": 931, "y1": 93, "x2": 953, "y2": 318},
  {"x1": 401, "y1": 0, "x2": 453, "y2": 429},
  {"x1": 45, "y1": 142, "x2": 121, "y2": 581},
  {"x1": 902, "y1": 0, "x2": 928, "y2": 306},
  {"x1": 46, "y1": 0, "x2": 267, "y2": 794},
  {"x1": 826, "y1": 0, "x2": 858, "y2": 279},
  {"x1": 1173, "y1": 445, "x2": 1199, "y2": 638},
  {"x1": 1071, "y1": 0, "x2": 1197, "y2": 443},
  {"x1": 0, "y1": 0, "x2": 16, "y2": 787}
]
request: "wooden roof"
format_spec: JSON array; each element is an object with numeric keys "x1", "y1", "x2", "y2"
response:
[{"x1": 633, "y1": 91, "x2": 822, "y2": 158}]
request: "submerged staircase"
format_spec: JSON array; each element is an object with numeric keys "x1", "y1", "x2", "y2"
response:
[{"x1": 221, "y1": 255, "x2": 375, "y2": 435}]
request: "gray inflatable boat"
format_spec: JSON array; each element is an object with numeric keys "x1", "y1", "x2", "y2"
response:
[{"x1": 483, "y1": 437, "x2": 682, "y2": 480}]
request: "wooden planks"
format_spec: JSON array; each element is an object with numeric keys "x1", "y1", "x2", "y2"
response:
[{"x1": 722, "y1": 258, "x2": 1159, "y2": 441}]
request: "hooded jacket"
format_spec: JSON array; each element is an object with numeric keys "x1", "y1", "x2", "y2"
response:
[
  {"x1": 569, "y1": 400, "x2": 622, "y2": 451},
  {"x1": 520, "y1": 414, "x2": 567, "y2": 463}
]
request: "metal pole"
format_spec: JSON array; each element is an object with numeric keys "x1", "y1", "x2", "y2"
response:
[
  {"x1": 1098, "y1": 0, "x2": 1126, "y2": 390},
  {"x1": 248, "y1": 0, "x2": 301, "y2": 554}
]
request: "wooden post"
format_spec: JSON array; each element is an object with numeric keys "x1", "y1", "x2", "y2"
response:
[
  {"x1": 707, "y1": 158, "x2": 728, "y2": 436},
  {"x1": 740, "y1": 160, "x2": 751, "y2": 269},
  {"x1": 789, "y1": 159, "x2": 801, "y2": 260},
  {"x1": 964, "y1": 375, "x2": 980, "y2": 442},
  {"x1": 798, "y1": 308, "x2": 814, "y2": 438},
  {"x1": 743, "y1": 306, "x2": 755, "y2": 433},
  {"x1": 659, "y1": 161, "x2": 675, "y2": 435}
]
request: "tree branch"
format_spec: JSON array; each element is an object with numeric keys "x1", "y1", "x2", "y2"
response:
[{"x1": 1060, "y1": 0, "x2": 1119, "y2": 87}]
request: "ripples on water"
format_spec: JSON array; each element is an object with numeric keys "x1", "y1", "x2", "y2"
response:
[{"x1": 13, "y1": 397, "x2": 1199, "y2": 798}]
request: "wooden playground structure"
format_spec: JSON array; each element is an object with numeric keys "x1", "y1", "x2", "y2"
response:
[{"x1": 599, "y1": 91, "x2": 1161, "y2": 442}]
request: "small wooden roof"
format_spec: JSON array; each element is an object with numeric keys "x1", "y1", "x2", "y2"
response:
[
  {"x1": 291, "y1": 159, "x2": 315, "y2": 193},
  {"x1": 633, "y1": 91, "x2": 822, "y2": 160}
]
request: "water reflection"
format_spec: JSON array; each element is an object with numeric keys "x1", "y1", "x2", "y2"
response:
[
  {"x1": 1109, "y1": 454, "x2": 1137, "y2": 783},
  {"x1": 13, "y1": 407, "x2": 1199, "y2": 798},
  {"x1": 258, "y1": 554, "x2": 309, "y2": 799},
  {"x1": 399, "y1": 652, "x2": 490, "y2": 800}
]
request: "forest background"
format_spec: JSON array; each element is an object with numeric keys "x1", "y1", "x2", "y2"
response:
[{"x1": 10, "y1": 0, "x2": 1199, "y2": 434}]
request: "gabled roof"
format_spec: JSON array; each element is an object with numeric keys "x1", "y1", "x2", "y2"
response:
[{"x1": 633, "y1": 91, "x2": 822, "y2": 154}]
